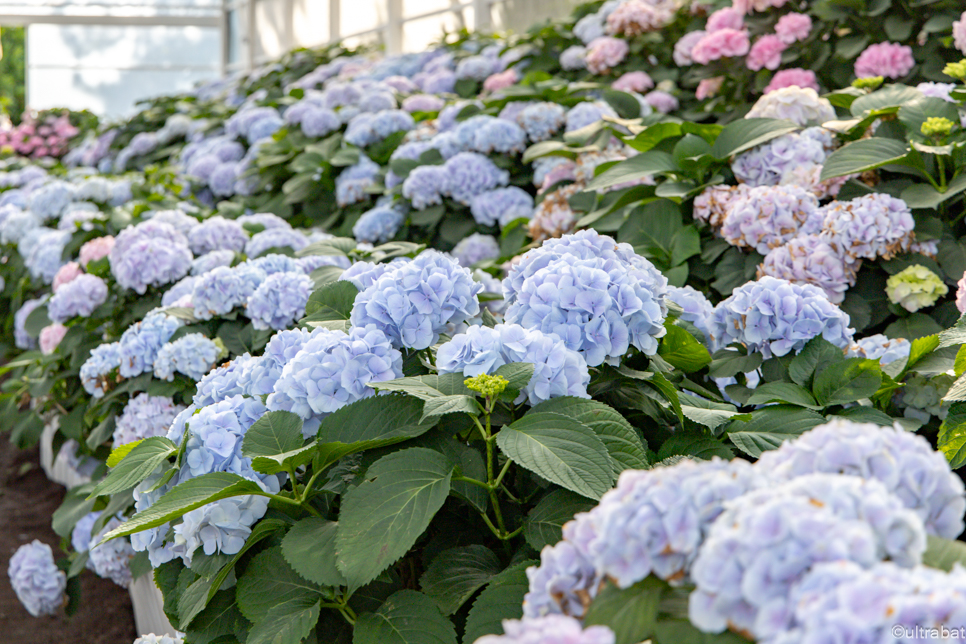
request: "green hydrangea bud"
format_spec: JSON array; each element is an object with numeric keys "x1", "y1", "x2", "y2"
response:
[
  {"x1": 885, "y1": 265, "x2": 948, "y2": 312},
  {"x1": 464, "y1": 374, "x2": 509, "y2": 398},
  {"x1": 212, "y1": 337, "x2": 230, "y2": 361},
  {"x1": 852, "y1": 76, "x2": 884, "y2": 90},
  {"x1": 921, "y1": 116, "x2": 955, "y2": 138},
  {"x1": 944, "y1": 60, "x2": 966, "y2": 80}
]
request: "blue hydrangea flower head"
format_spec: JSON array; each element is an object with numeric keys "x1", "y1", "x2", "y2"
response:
[
  {"x1": 238, "y1": 328, "x2": 314, "y2": 397},
  {"x1": 13, "y1": 296, "x2": 46, "y2": 349},
  {"x1": 666, "y1": 285, "x2": 714, "y2": 347},
  {"x1": 24, "y1": 229, "x2": 70, "y2": 283},
  {"x1": 524, "y1": 541, "x2": 602, "y2": 619},
  {"x1": 237, "y1": 212, "x2": 291, "y2": 231},
  {"x1": 301, "y1": 107, "x2": 341, "y2": 138},
  {"x1": 0, "y1": 208, "x2": 41, "y2": 246},
  {"x1": 247, "y1": 271, "x2": 314, "y2": 330},
  {"x1": 402, "y1": 165, "x2": 447, "y2": 210},
  {"x1": 443, "y1": 152, "x2": 510, "y2": 205},
  {"x1": 191, "y1": 249, "x2": 236, "y2": 276},
  {"x1": 846, "y1": 334, "x2": 911, "y2": 365},
  {"x1": 193, "y1": 355, "x2": 256, "y2": 408},
  {"x1": 246, "y1": 253, "x2": 299, "y2": 275},
  {"x1": 344, "y1": 109, "x2": 414, "y2": 147},
  {"x1": 80, "y1": 341, "x2": 122, "y2": 397},
  {"x1": 110, "y1": 220, "x2": 192, "y2": 294},
  {"x1": 188, "y1": 216, "x2": 248, "y2": 255},
  {"x1": 452, "y1": 233, "x2": 500, "y2": 267},
  {"x1": 821, "y1": 193, "x2": 915, "y2": 262},
  {"x1": 519, "y1": 102, "x2": 568, "y2": 141},
  {"x1": 709, "y1": 276, "x2": 854, "y2": 358},
  {"x1": 71, "y1": 511, "x2": 100, "y2": 555},
  {"x1": 475, "y1": 615, "x2": 614, "y2": 644},
  {"x1": 339, "y1": 258, "x2": 409, "y2": 291},
  {"x1": 336, "y1": 155, "x2": 381, "y2": 207},
  {"x1": 113, "y1": 393, "x2": 185, "y2": 445},
  {"x1": 148, "y1": 209, "x2": 199, "y2": 236},
  {"x1": 153, "y1": 334, "x2": 221, "y2": 381},
  {"x1": 456, "y1": 55, "x2": 497, "y2": 80},
  {"x1": 192, "y1": 266, "x2": 249, "y2": 320},
  {"x1": 353, "y1": 205, "x2": 404, "y2": 244},
  {"x1": 350, "y1": 250, "x2": 482, "y2": 349},
  {"x1": 88, "y1": 517, "x2": 136, "y2": 587},
  {"x1": 464, "y1": 117, "x2": 527, "y2": 154},
  {"x1": 471, "y1": 187, "x2": 534, "y2": 228},
  {"x1": 7, "y1": 540, "x2": 66, "y2": 617},
  {"x1": 245, "y1": 227, "x2": 309, "y2": 258},
  {"x1": 503, "y1": 230, "x2": 669, "y2": 367},
  {"x1": 117, "y1": 311, "x2": 182, "y2": 378},
  {"x1": 47, "y1": 274, "x2": 109, "y2": 323},
  {"x1": 566, "y1": 101, "x2": 617, "y2": 132},
  {"x1": 28, "y1": 180, "x2": 75, "y2": 219},
  {"x1": 758, "y1": 419, "x2": 966, "y2": 539}
]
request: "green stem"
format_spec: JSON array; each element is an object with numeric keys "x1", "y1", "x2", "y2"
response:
[
  {"x1": 938, "y1": 155, "x2": 948, "y2": 191},
  {"x1": 286, "y1": 463, "x2": 301, "y2": 503},
  {"x1": 492, "y1": 458, "x2": 512, "y2": 489},
  {"x1": 478, "y1": 510, "x2": 504, "y2": 540},
  {"x1": 453, "y1": 475, "x2": 491, "y2": 490}
]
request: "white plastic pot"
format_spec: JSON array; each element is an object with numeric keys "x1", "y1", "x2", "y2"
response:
[{"x1": 130, "y1": 573, "x2": 179, "y2": 638}]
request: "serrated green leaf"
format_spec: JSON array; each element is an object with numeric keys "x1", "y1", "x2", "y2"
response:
[
  {"x1": 583, "y1": 578, "x2": 664, "y2": 644},
  {"x1": 106, "y1": 439, "x2": 142, "y2": 468},
  {"x1": 678, "y1": 394, "x2": 747, "y2": 431},
  {"x1": 938, "y1": 401, "x2": 966, "y2": 468},
  {"x1": 659, "y1": 324, "x2": 711, "y2": 373},
  {"x1": 939, "y1": 314, "x2": 966, "y2": 348},
  {"x1": 727, "y1": 406, "x2": 826, "y2": 457},
  {"x1": 746, "y1": 383, "x2": 820, "y2": 409},
  {"x1": 923, "y1": 535, "x2": 966, "y2": 571},
  {"x1": 789, "y1": 337, "x2": 845, "y2": 387},
  {"x1": 242, "y1": 410, "x2": 305, "y2": 458},
  {"x1": 819, "y1": 137, "x2": 913, "y2": 180},
  {"x1": 237, "y1": 546, "x2": 324, "y2": 624},
  {"x1": 493, "y1": 362, "x2": 535, "y2": 402},
  {"x1": 709, "y1": 118, "x2": 799, "y2": 159},
  {"x1": 462, "y1": 563, "x2": 532, "y2": 644},
  {"x1": 90, "y1": 436, "x2": 177, "y2": 498},
  {"x1": 303, "y1": 280, "x2": 358, "y2": 320},
  {"x1": 281, "y1": 518, "x2": 346, "y2": 587},
  {"x1": 656, "y1": 433, "x2": 733, "y2": 461},
  {"x1": 496, "y1": 411, "x2": 614, "y2": 500},
  {"x1": 707, "y1": 347, "x2": 763, "y2": 379},
  {"x1": 336, "y1": 448, "x2": 454, "y2": 591},
  {"x1": 373, "y1": 373, "x2": 473, "y2": 399},
  {"x1": 523, "y1": 489, "x2": 596, "y2": 551},
  {"x1": 420, "y1": 395, "x2": 482, "y2": 422},
  {"x1": 585, "y1": 151, "x2": 676, "y2": 191},
  {"x1": 812, "y1": 358, "x2": 882, "y2": 406},
  {"x1": 420, "y1": 545, "x2": 502, "y2": 615},
  {"x1": 248, "y1": 596, "x2": 321, "y2": 644},
  {"x1": 831, "y1": 406, "x2": 894, "y2": 426},
  {"x1": 354, "y1": 590, "x2": 456, "y2": 644}
]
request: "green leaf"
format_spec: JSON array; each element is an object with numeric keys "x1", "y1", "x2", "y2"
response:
[
  {"x1": 652, "y1": 619, "x2": 750, "y2": 644},
  {"x1": 898, "y1": 96, "x2": 962, "y2": 136},
  {"x1": 831, "y1": 406, "x2": 895, "y2": 426},
  {"x1": 523, "y1": 489, "x2": 596, "y2": 551},
  {"x1": 583, "y1": 578, "x2": 664, "y2": 644},
  {"x1": 819, "y1": 137, "x2": 912, "y2": 180},
  {"x1": 314, "y1": 394, "x2": 436, "y2": 470},
  {"x1": 420, "y1": 545, "x2": 502, "y2": 615},
  {"x1": 901, "y1": 174, "x2": 966, "y2": 209},
  {"x1": 493, "y1": 362, "x2": 536, "y2": 402},
  {"x1": 678, "y1": 394, "x2": 748, "y2": 431},
  {"x1": 939, "y1": 314, "x2": 966, "y2": 348},
  {"x1": 237, "y1": 546, "x2": 324, "y2": 624},
  {"x1": 496, "y1": 411, "x2": 614, "y2": 500},
  {"x1": 885, "y1": 313, "x2": 943, "y2": 342},
  {"x1": 354, "y1": 590, "x2": 456, "y2": 644},
  {"x1": 905, "y1": 334, "x2": 940, "y2": 372},
  {"x1": 789, "y1": 337, "x2": 846, "y2": 387},
  {"x1": 746, "y1": 383, "x2": 820, "y2": 409},
  {"x1": 530, "y1": 397, "x2": 649, "y2": 474},
  {"x1": 812, "y1": 359, "x2": 882, "y2": 406},
  {"x1": 336, "y1": 448, "x2": 454, "y2": 591},
  {"x1": 90, "y1": 436, "x2": 177, "y2": 497},
  {"x1": 373, "y1": 373, "x2": 473, "y2": 400},
  {"x1": 298, "y1": 236, "x2": 357, "y2": 257},
  {"x1": 727, "y1": 406, "x2": 826, "y2": 457},
  {"x1": 628, "y1": 122, "x2": 683, "y2": 153},
  {"x1": 658, "y1": 324, "x2": 711, "y2": 373},
  {"x1": 463, "y1": 563, "x2": 532, "y2": 644},
  {"x1": 584, "y1": 151, "x2": 676, "y2": 191},
  {"x1": 247, "y1": 596, "x2": 321, "y2": 644},
  {"x1": 303, "y1": 280, "x2": 358, "y2": 320},
  {"x1": 709, "y1": 118, "x2": 799, "y2": 159},
  {"x1": 106, "y1": 439, "x2": 142, "y2": 468},
  {"x1": 242, "y1": 410, "x2": 305, "y2": 459},
  {"x1": 101, "y1": 473, "x2": 266, "y2": 541},
  {"x1": 24, "y1": 305, "x2": 51, "y2": 338},
  {"x1": 52, "y1": 484, "x2": 97, "y2": 539},
  {"x1": 420, "y1": 395, "x2": 482, "y2": 422},
  {"x1": 282, "y1": 518, "x2": 347, "y2": 588},
  {"x1": 923, "y1": 535, "x2": 966, "y2": 571},
  {"x1": 938, "y1": 401, "x2": 966, "y2": 468},
  {"x1": 850, "y1": 84, "x2": 923, "y2": 116},
  {"x1": 656, "y1": 433, "x2": 734, "y2": 461},
  {"x1": 707, "y1": 347, "x2": 763, "y2": 379}
]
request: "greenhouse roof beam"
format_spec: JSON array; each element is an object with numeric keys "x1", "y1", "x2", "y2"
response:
[{"x1": 0, "y1": 12, "x2": 219, "y2": 25}]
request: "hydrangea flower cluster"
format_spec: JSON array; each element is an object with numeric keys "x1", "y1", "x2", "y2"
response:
[
  {"x1": 134, "y1": 635, "x2": 184, "y2": 644},
  {"x1": 245, "y1": 227, "x2": 309, "y2": 257},
  {"x1": 350, "y1": 250, "x2": 482, "y2": 349},
  {"x1": 720, "y1": 185, "x2": 821, "y2": 254},
  {"x1": 438, "y1": 324, "x2": 590, "y2": 405},
  {"x1": 344, "y1": 110, "x2": 415, "y2": 147},
  {"x1": 443, "y1": 152, "x2": 511, "y2": 205},
  {"x1": 820, "y1": 193, "x2": 915, "y2": 262},
  {"x1": 88, "y1": 517, "x2": 136, "y2": 587},
  {"x1": 759, "y1": 419, "x2": 966, "y2": 538},
  {"x1": 335, "y1": 155, "x2": 381, "y2": 207},
  {"x1": 476, "y1": 615, "x2": 614, "y2": 644},
  {"x1": 692, "y1": 184, "x2": 749, "y2": 228},
  {"x1": 528, "y1": 184, "x2": 581, "y2": 242},
  {"x1": 47, "y1": 273, "x2": 109, "y2": 322},
  {"x1": 886, "y1": 264, "x2": 948, "y2": 312},
  {"x1": 110, "y1": 221, "x2": 192, "y2": 294},
  {"x1": 764, "y1": 68, "x2": 819, "y2": 94},
  {"x1": 153, "y1": 333, "x2": 221, "y2": 381},
  {"x1": 731, "y1": 128, "x2": 842, "y2": 199},
  {"x1": 117, "y1": 311, "x2": 182, "y2": 378},
  {"x1": 52, "y1": 261, "x2": 82, "y2": 292},
  {"x1": 113, "y1": 393, "x2": 185, "y2": 445},
  {"x1": 39, "y1": 323, "x2": 67, "y2": 355},
  {"x1": 452, "y1": 233, "x2": 500, "y2": 267},
  {"x1": 238, "y1": 328, "x2": 314, "y2": 397},
  {"x1": 8, "y1": 540, "x2": 66, "y2": 617},
  {"x1": 503, "y1": 230, "x2": 669, "y2": 366},
  {"x1": 192, "y1": 265, "x2": 259, "y2": 319},
  {"x1": 666, "y1": 285, "x2": 714, "y2": 345},
  {"x1": 353, "y1": 204, "x2": 405, "y2": 244},
  {"x1": 846, "y1": 334, "x2": 911, "y2": 365},
  {"x1": 855, "y1": 41, "x2": 915, "y2": 79},
  {"x1": 80, "y1": 341, "x2": 122, "y2": 397},
  {"x1": 744, "y1": 87, "x2": 836, "y2": 126},
  {"x1": 709, "y1": 276, "x2": 854, "y2": 357},
  {"x1": 192, "y1": 249, "x2": 236, "y2": 276},
  {"x1": 187, "y1": 216, "x2": 248, "y2": 255},
  {"x1": 24, "y1": 229, "x2": 71, "y2": 284},
  {"x1": 758, "y1": 234, "x2": 855, "y2": 303},
  {"x1": 247, "y1": 271, "x2": 314, "y2": 330},
  {"x1": 515, "y1": 102, "x2": 568, "y2": 142},
  {"x1": 471, "y1": 187, "x2": 534, "y2": 228},
  {"x1": 898, "y1": 373, "x2": 952, "y2": 424},
  {"x1": 689, "y1": 474, "x2": 927, "y2": 640}
]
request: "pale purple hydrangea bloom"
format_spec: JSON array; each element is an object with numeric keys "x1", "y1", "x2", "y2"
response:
[
  {"x1": 820, "y1": 193, "x2": 915, "y2": 262},
  {"x1": 47, "y1": 274, "x2": 109, "y2": 322},
  {"x1": 191, "y1": 249, "x2": 236, "y2": 276},
  {"x1": 237, "y1": 212, "x2": 291, "y2": 231},
  {"x1": 452, "y1": 233, "x2": 500, "y2": 267},
  {"x1": 573, "y1": 12, "x2": 606, "y2": 43},
  {"x1": 666, "y1": 285, "x2": 714, "y2": 346},
  {"x1": 339, "y1": 258, "x2": 409, "y2": 291},
  {"x1": 402, "y1": 94, "x2": 445, "y2": 113},
  {"x1": 516, "y1": 103, "x2": 568, "y2": 142},
  {"x1": 402, "y1": 165, "x2": 447, "y2": 210},
  {"x1": 80, "y1": 342, "x2": 122, "y2": 397},
  {"x1": 88, "y1": 517, "x2": 135, "y2": 587},
  {"x1": 674, "y1": 30, "x2": 708, "y2": 66},
  {"x1": 644, "y1": 90, "x2": 679, "y2": 113},
  {"x1": 758, "y1": 419, "x2": 965, "y2": 539},
  {"x1": 149, "y1": 209, "x2": 199, "y2": 236},
  {"x1": 503, "y1": 230, "x2": 669, "y2": 366},
  {"x1": 192, "y1": 266, "x2": 257, "y2": 320},
  {"x1": 8, "y1": 540, "x2": 66, "y2": 617},
  {"x1": 191, "y1": 355, "x2": 255, "y2": 408},
  {"x1": 335, "y1": 155, "x2": 381, "y2": 207},
  {"x1": 438, "y1": 323, "x2": 590, "y2": 405},
  {"x1": 344, "y1": 109, "x2": 415, "y2": 147},
  {"x1": 187, "y1": 216, "x2": 248, "y2": 255},
  {"x1": 456, "y1": 55, "x2": 497, "y2": 81},
  {"x1": 471, "y1": 187, "x2": 534, "y2": 228},
  {"x1": 350, "y1": 250, "x2": 482, "y2": 350},
  {"x1": 353, "y1": 205, "x2": 404, "y2": 244},
  {"x1": 246, "y1": 271, "x2": 314, "y2": 330},
  {"x1": 110, "y1": 221, "x2": 192, "y2": 294},
  {"x1": 24, "y1": 229, "x2": 70, "y2": 284},
  {"x1": 758, "y1": 234, "x2": 855, "y2": 304},
  {"x1": 565, "y1": 101, "x2": 618, "y2": 132},
  {"x1": 248, "y1": 254, "x2": 299, "y2": 275},
  {"x1": 524, "y1": 541, "x2": 602, "y2": 619},
  {"x1": 476, "y1": 615, "x2": 614, "y2": 644},
  {"x1": 245, "y1": 227, "x2": 309, "y2": 257},
  {"x1": 153, "y1": 334, "x2": 220, "y2": 381},
  {"x1": 117, "y1": 311, "x2": 182, "y2": 378},
  {"x1": 238, "y1": 328, "x2": 314, "y2": 397},
  {"x1": 709, "y1": 276, "x2": 854, "y2": 357},
  {"x1": 28, "y1": 180, "x2": 74, "y2": 219},
  {"x1": 846, "y1": 334, "x2": 911, "y2": 365},
  {"x1": 731, "y1": 130, "x2": 828, "y2": 188},
  {"x1": 560, "y1": 45, "x2": 589, "y2": 71},
  {"x1": 71, "y1": 512, "x2": 100, "y2": 556},
  {"x1": 453, "y1": 115, "x2": 527, "y2": 155},
  {"x1": 443, "y1": 152, "x2": 511, "y2": 205},
  {"x1": 721, "y1": 185, "x2": 821, "y2": 255},
  {"x1": 297, "y1": 254, "x2": 350, "y2": 273},
  {"x1": 689, "y1": 474, "x2": 927, "y2": 640},
  {"x1": 113, "y1": 393, "x2": 185, "y2": 445}
]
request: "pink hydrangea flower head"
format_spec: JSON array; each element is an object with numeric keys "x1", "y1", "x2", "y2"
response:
[
  {"x1": 955, "y1": 11, "x2": 966, "y2": 55},
  {"x1": 674, "y1": 30, "x2": 707, "y2": 66},
  {"x1": 612, "y1": 71, "x2": 654, "y2": 93},
  {"x1": 79, "y1": 236, "x2": 115, "y2": 268},
  {"x1": 606, "y1": 0, "x2": 675, "y2": 36},
  {"x1": 39, "y1": 323, "x2": 68, "y2": 355},
  {"x1": 483, "y1": 69, "x2": 519, "y2": 93},
  {"x1": 52, "y1": 261, "x2": 83, "y2": 293},
  {"x1": 775, "y1": 13, "x2": 812, "y2": 44},
  {"x1": 747, "y1": 34, "x2": 786, "y2": 71},
  {"x1": 690, "y1": 28, "x2": 750, "y2": 65},
  {"x1": 854, "y1": 42, "x2": 915, "y2": 79},
  {"x1": 541, "y1": 161, "x2": 577, "y2": 192},
  {"x1": 696, "y1": 76, "x2": 724, "y2": 100},
  {"x1": 645, "y1": 90, "x2": 679, "y2": 113},
  {"x1": 706, "y1": 7, "x2": 744, "y2": 32},
  {"x1": 585, "y1": 37, "x2": 630, "y2": 75},
  {"x1": 958, "y1": 271, "x2": 966, "y2": 313},
  {"x1": 764, "y1": 68, "x2": 819, "y2": 94},
  {"x1": 733, "y1": 0, "x2": 788, "y2": 13}
]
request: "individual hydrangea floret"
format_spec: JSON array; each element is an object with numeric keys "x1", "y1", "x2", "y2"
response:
[
  {"x1": 745, "y1": 86, "x2": 836, "y2": 126},
  {"x1": 353, "y1": 205, "x2": 404, "y2": 244},
  {"x1": 153, "y1": 334, "x2": 221, "y2": 381},
  {"x1": 689, "y1": 474, "x2": 927, "y2": 640},
  {"x1": 503, "y1": 230, "x2": 669, "y2": 366},
  {"x1": 8, "y1": 540, "x2": 66, "y2": 617},
  {"x1": 187, "y1": 216, "x2": 248, "y2": 255},
  {"x1": 437, "y1": 324, "x2": 590, "y2": 405},
  {"x1": 820, "y1": 193, "x2": 915, "y2": 261},
  {"x1": 110, "y1": 221, "x2": 192, "y2": 294},
  {"x1": 475, "y1": 615, "x2": 614, "y2": 644},
  {"x1": 709, "y1": 276, "x2": 854, "y2": 357},
  {"x1": 117, "y1": 311, "x2": 182, "y2": 378},
  {"x1": 350, "y1": 250, "x2": 482, "y2": 350},
  {"x1": 846, "y1": 334, "x2": 911, "y2": 365},
  {"x1": 113, "y1": 393, "x2": 186, "y2": 445},
  {"x1": 80, "y1": 342, "x2": 122, "y2": 397},
  {"x1": 886, "y1": 265, "x2": 948, "y2": 312},
  {"x1": 758, "y1": 234, "x2": 856, "y2": 304},
  {"x1": 452, "y1": 233, "x2": 500, "y2": 267},
  {"x1": 245, "y1": 227, "x2": 309, "y2": 258},
  {"x1": 47, "y1": 274, "x2": 109, "y2": 322},
  {"x1": 246, "y1": 271, "x2": 314, "y2": 330}
]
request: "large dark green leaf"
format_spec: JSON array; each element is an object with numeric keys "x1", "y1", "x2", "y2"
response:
[
  {"x1": 746, "y1": 383, "x2": 820, "y2": 409},
  {"x1": 923, "y1": 535, "x2": 966, "y2": 571},
  {"x1": 90, "y1": 436, "x2": 177, "y2": 497},
  {"x1": 420, "y1": 545, "x2": 502, "y2": 615},
  {"x1": 373, "y1": 373, "x2": 473, "y2": 399},
  {"x1": 523, "y1": 489, "x2": 596, "y2": 551},
  {"x1": 247, "y1": 596, "x2": 321, "y2": 644},
  {"x1": 938, "y1": 402, "x2": 966, "y2": 468},
  {"x1": 583, "y1": 578, "x2": 664, "y2": 644},
  {"x1": 709, "y1": 118, "x2": 798, "y2": 159},
  {"x1": 242, "y1": 410, "x2": 313, "y2": 474},
  {"x1": 281, "y1": 518, "x2": 346, "y2": 587},
  {"x1": 303, "y1": 280, "x2": 358, "y2": 320},
  {"x1": 727, "y1": 406, "x2": 826, "y2": 457},
  {"x1": 354, "y1": 590, "x2": 456, "y2": 644},
  {"x1": 462, "y1": 563, "x2": 532, "y2": 644},
  {"x1": 850, "y1": 84, "x2": 922, "y2": 116},
  {"x1": 788, "y1": 337, "x2": 846, "y2": 387},
  {"x1": 584, "y1": 151, "x2": 676, "y2": 191},
  {"x1": 812, "y1": 359, "x2": 882, "y2": 406},
  {"x1": 820, "y1": 138, "x2": 913, "y2": 180},
  {"x1": 236, "y1": 546, "x2": 325, "y2": 624},
  {"x1": 336, "y1": 448, "x2": 454, "y2": 590},
  {"x1": 658, "y1": 324, "x2": 711, "y2": 373}
]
